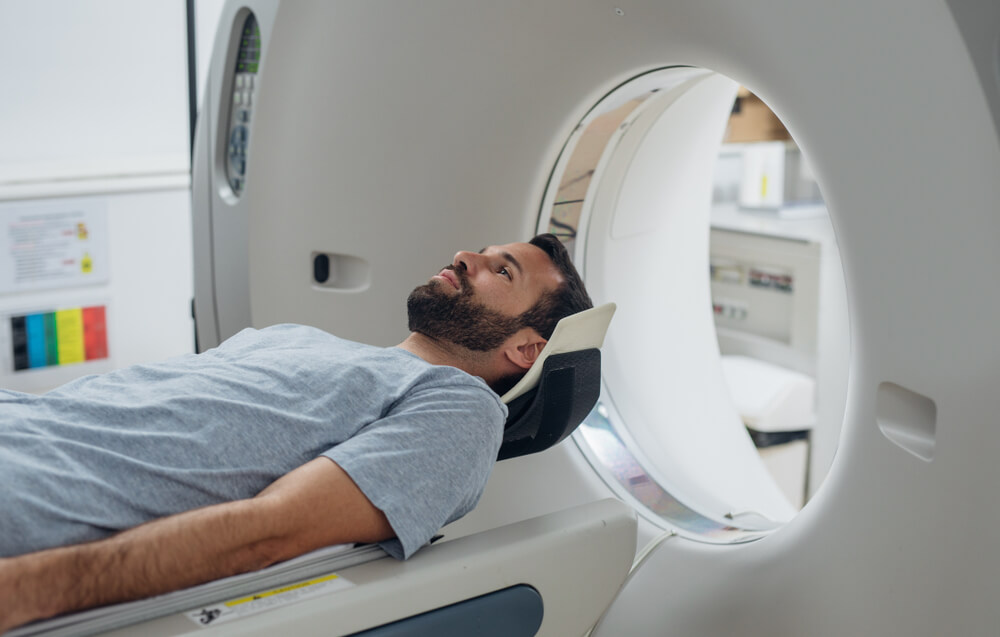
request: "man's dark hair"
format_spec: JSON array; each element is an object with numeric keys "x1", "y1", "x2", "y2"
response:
[{"x1": 519, "y1": 233, "x2": 593, "y2": 339}]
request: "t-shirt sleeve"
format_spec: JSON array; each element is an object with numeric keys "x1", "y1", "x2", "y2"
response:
[{"x1": 323, "y1": 380, "x2": 505, "y2": 559}]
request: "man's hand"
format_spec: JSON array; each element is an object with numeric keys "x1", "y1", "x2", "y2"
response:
[{"x1": 0, "y1": 458, "x2": 392, "y2": 632}]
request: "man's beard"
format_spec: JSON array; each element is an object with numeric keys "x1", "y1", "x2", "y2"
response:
[{"x1": 407, "y1": 266, "x2": 524, "y2": 352}]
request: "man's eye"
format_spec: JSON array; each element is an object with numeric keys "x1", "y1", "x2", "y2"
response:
[{"x1": 499, "y1": 266, "x2": 512, "y2": 280}]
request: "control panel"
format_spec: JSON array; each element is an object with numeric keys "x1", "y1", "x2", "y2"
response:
[
  {"x1": 225, "y1": 14, "x2": 261, "y2": 197},
  {"x1": 709, "y1": 228, "x2": 820, "y2": 351}
]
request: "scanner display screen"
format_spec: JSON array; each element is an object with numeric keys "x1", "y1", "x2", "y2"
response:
[{"x1": 226, "y1": 14, "x2": 261, "y2": 197}]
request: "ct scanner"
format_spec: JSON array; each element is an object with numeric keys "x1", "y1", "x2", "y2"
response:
[{"x1": 18, "y1": 1, "x2": 1000, "y2": 635}]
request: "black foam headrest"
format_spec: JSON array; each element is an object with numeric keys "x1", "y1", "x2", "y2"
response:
[{"x1": 497, "y1": 348, "x2": 601, "y2": 461}]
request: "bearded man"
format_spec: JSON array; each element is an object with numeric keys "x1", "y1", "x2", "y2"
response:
[{"x1": 0, "y1": 233, "x2": 592, "y2": 631}]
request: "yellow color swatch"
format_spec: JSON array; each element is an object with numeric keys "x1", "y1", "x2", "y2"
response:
[{"x1": 55, "y1": 309, "x2": 85, "y2": 364}]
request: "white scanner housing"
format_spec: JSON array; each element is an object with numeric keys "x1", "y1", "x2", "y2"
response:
[{"x1": 189, "y1": 1, "x2": 1000, "y2": 635}]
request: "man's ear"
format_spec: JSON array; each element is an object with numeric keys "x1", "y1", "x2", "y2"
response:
[{"x1": 503, "y1": 328, "x2": 547, "y2": 371}]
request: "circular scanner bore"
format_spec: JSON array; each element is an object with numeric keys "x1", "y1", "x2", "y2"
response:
[{"x1": 538, "y1": 67, "x2": 849, "y2": 540}]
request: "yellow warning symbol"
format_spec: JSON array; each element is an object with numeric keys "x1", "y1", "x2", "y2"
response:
[{"x1": 81, "y1": 253, "x2": 93, "y2": 274}]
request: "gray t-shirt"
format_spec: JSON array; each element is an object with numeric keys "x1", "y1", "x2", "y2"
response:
[{"x1": 0, "y1": 324, "x2": 506, "y2": 560}]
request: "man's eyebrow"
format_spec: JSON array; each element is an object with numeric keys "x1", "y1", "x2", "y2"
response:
[
  {"x1": 502, "y1": 251, "x2": 523, "y2": 274},
  {"x1": 479, "y1": 247, "x2": 523, "y2": 276}
]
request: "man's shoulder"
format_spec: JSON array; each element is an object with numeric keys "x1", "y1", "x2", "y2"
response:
[{"x1": 406, "y1": 363, "x2": 505, "y2": 412}]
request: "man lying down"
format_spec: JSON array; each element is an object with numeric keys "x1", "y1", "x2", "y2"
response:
[{"x1": 0, "y1": 233, "x2": 592, "y2": 631}]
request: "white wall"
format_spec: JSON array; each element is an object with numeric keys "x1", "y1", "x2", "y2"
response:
[
  {"x1": 0, "y1": 0, "x2": 190, "y2": 183},
  {"x1": 194, "y1": 0, "x2": 227, "y2": 110},
  {"x1": 0, "y1": 0, "x2": 194, "y2": 392}
]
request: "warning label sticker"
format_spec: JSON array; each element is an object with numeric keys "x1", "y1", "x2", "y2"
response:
[{"x1": 184, "y1": 573, "x2": 354, "y2": 627}]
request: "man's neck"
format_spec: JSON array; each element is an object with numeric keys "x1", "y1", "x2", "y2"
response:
[{"x1": 397, "y1": 332, "x2": 499, "y2": 385}]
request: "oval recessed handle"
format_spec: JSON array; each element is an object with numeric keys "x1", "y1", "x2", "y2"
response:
[
  {"x1": 310, "y1": 252, "x2": 371, "y2": 291},
  {"x1": 313, "y1": 253, "x2": 330, "y2": 284}
]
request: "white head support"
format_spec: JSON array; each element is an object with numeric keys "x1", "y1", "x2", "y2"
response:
[{"x1": 500, "y1": 302, "x2": 617, "y2": 404}]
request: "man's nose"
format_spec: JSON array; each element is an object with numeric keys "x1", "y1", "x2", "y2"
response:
[{"x1": 453, "y1": 251, "x2": 480, "y2": 273}]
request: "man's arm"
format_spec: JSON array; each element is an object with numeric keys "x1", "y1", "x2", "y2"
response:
[{"x1": 0, "y1": 458, "x2": 393, "y2": 632}]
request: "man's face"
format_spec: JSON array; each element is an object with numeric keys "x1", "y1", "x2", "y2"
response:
[{"x1": 407, "y1": 242, "x2": 563, "y2": 352}]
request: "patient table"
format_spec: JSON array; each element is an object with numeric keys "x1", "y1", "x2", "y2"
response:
[
  {"x1": 10, "y1": 308, "x2": 631, "y2": 637},
  {"x1": 13, "y1": 500, "x2": 634, "y2": 637}
]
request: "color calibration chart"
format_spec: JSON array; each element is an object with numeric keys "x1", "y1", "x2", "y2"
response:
[{"x1": 10, "y1": 305, "x2": 108, "y2": 371}]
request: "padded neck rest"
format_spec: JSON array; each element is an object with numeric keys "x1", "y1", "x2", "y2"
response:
[
  {"x1": 500, "y1": 303, "x2": 615, "y2": 404},
  {"x1": 496, "y1": 303, "x2": 614, "y2": 460},
  {"x1": 498, "y1": 348, "x2": 602, "y2": 460}
]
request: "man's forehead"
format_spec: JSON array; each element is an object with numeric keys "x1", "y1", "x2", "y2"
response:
[{"x1": 479, "y1": 241, "x2": 541, "y2": 259}]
